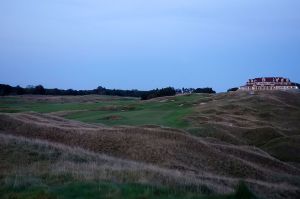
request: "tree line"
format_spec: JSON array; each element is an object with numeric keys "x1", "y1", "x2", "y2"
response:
[{"x1": 0, "y1": 84, "x2": 216, "y2": 100}]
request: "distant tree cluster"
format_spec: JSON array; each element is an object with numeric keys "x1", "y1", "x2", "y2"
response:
[
  {"x1": 141, "y1": 87, "x2": 176, "y2": 100},
  {"x1": 192, "y1": 88, "x2": 216, "y2": 94},
  {"x1": 0, "y1": 84, "x2": 42, "y2": 96},
  {"x1": 0, "y1": 84, "x2": 217, "y2": 100},
  {"x1": 0, "y1": 84, "x2": 145, "y2": 98},
  {"x1": 227, "y1": 87, "x2": 239, "y2": 92},
  {"x1": 178, "y1": 88, "x2": 195, "y2": 94},
  {"x1": 176, "y1": 87, "x2": 216, "y2": 94}
]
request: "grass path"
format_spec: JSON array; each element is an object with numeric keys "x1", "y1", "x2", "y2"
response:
[{"x1": 0, "y1": 94, "x2": 210, "y2": 128}]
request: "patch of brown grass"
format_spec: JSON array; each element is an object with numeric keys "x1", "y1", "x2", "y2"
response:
[
  {"x1": 0, "y1": 112, "x2": 299, "y2": 199},
  {"x1": 2, "y1": 133, "x2": 299, "y2": 199},
  {"x1": 6, "y1": 95, "x2": 136, "y2": 103},
  {"x1": 187, "y1": 90, "x2": 300, "y2": 164}
]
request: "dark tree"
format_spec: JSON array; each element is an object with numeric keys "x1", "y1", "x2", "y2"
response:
[
  {"x1": 0, "y1": 84, "x2": 12, "y2": 96},
  {"x1": 227, "y1": 87, "x2": 239, "y2": 92},
  {"x1": 33, "y1": 85, "x2": 46, "y2": 95},
  {"x1": 193, "y1": 87, "x2": 216, "y2": 94},
  {"x1": 65, "y1": 89, "x2": 78, "y2": 95},
  {"x1": 15, "y1": 86, "x2": 25, "y2": 95},
  {"x1": 175, "y1": 89, "x2": 182, "y2": 94},
  {"x1": 96, "y1": 86, "x2": 106, "y2": 95},
  {"x1": 141, "y1": 87, "x2": 176, "y2": 100}
]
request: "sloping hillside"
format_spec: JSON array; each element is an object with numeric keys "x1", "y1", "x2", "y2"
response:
[
  {"x1": 0, "y1": 111, "x2": 299, "y2": 198},
  {"x1": 187, "y1": 91, "x2": 300, "y2": 165},
  {"x1": 0, "y1": 91, "x2": 299, "y2": 199}
]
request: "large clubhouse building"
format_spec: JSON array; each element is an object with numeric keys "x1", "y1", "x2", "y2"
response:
[{"x1": 240, "y1": 77, "x2": 299, "y2": 91}]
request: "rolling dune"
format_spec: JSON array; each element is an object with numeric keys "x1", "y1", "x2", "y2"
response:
[{"x1": 0, "y1": 112, "x2": 299, "y2": 198}]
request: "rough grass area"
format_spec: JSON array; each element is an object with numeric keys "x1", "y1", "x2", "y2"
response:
[
  {"x1": 0, "y1": 114, "x2": 299, "y2": 199},
  {"x1": 0, "y1": 180, "x2": 257, "y2": 199},
  {"x1": 0, "y1": 133, "x2": 258, "y2": 199},
  {"x1": 0, "y1": 91, "x2": 300, "y2": 199},
  {"x1": 1, "y1": 91, "x2": 300, "y2": 164},
  {"x1": 261, "y1": 135, "x2": 300, "y2": 162},
  {"x1": 186, "y1": 91, "x2": 300, "y2": 164}
]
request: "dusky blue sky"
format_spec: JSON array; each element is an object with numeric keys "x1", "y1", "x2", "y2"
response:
[{"x1": 0, "y1": 0, "x2": 300, "y2": 92}]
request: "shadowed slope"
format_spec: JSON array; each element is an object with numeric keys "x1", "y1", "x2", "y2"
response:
[
  {"x1": 0, "y1": 112, "x2": 299, "y2": 198},
  {"x1": 187, "y1": 90, "x2": 300, "y2": 164}
]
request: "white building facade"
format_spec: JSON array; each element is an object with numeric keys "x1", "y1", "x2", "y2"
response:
[{"x1": 240, "y1": 77, "x2": 298, "y2": 91}]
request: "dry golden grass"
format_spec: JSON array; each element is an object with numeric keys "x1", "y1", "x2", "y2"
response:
[
  {"x1": 0, "y1": 133, "x2": 233, "y2": 193},
  {"x1": 187, "y1": 90, "x2": 300, "y2": 164},
  {"x1": 0, "y1": 111, "x2": 300, "y2": 198},
  {"x1": 8, "y1": 94, "x2": 135, "y2": 103}
]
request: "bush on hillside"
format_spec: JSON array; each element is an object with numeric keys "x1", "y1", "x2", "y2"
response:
[
  {"x1": 192, "y1": 87, "x2": 216, "y2": 94},
  {"x1": 33, "y1": 85, "x2": 46, "y2": 95},
  {"x1": 235, "y1": 182, "x2": 257, "y2": 199},
  {"x1": 141, "y1": 87, "x2": 176, "y2": 100},
  {"x1": 0, "y1": 84, "x2": 12, "y2": 96},
  {"x1": 227, "y1": 87, "x2": 239, "y2": 92}
]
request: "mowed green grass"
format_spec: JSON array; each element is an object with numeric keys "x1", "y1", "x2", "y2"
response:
[
  {"x1": 0, "y1": 180, "x2": 256, "y2": 199},
  {"x1": 0, "y1": 94, "x2": 211, "y2": 128}
]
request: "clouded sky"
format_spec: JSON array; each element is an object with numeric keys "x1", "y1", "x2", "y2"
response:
[{"x1": 1, "y1": 0, "x2": 300, "y2": 92}]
